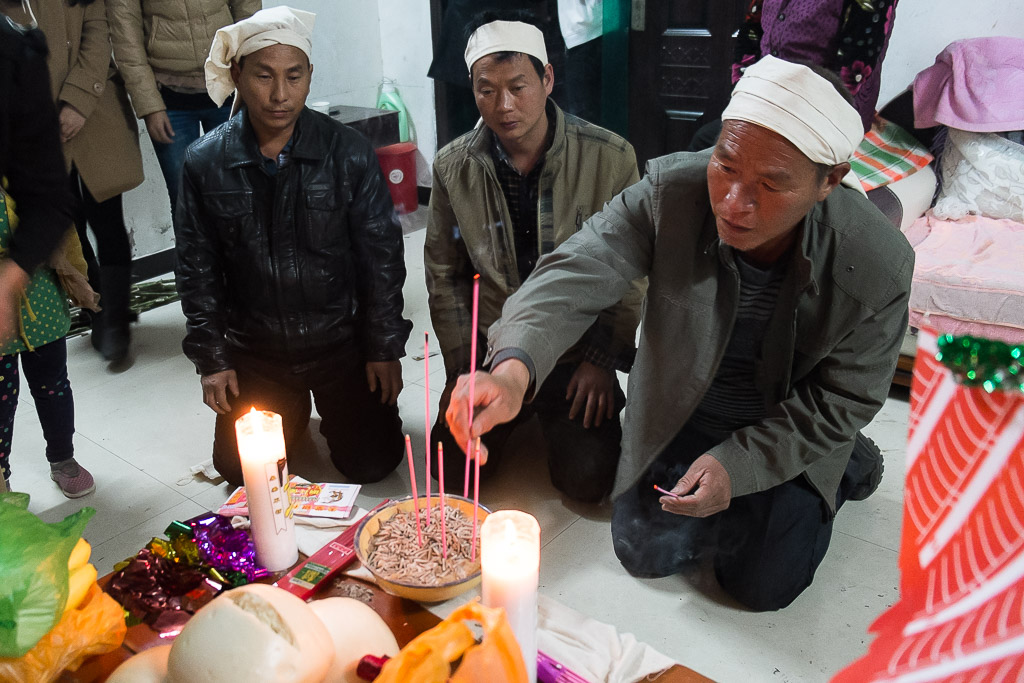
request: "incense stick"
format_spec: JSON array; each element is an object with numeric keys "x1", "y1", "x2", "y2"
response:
[
  {"x1": 653, "y1": 484, "x2": 681, "y2": 498},
  {"x1": 437, "y1": 442, "x2": 448, "y2": 558},
  {"x1": 464, "y1": 274, "x2": 480, "y2": 498},
  {"x1": 424, "y1": 332, "x2": 432, "y2": 517},
  {"x1": 404, "y1": 435, "x2": 422, "y2": 546},
  {"x1": 471, "y1": 436, "x2": 481, "y2": 561}
]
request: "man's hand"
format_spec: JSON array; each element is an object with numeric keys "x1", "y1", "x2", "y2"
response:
[
  {"x1": 201, "y1": 369, "x2": 239, "y2": 414},
  {"x1": 446, "y1": 358, "x2": 531, "y2": 465},
  {"x1": 144, "y1": 111, "x2": 175, "y2": 145},
  {"x1": 566, "y1": 360, "x2": 616, "y2": 428},
  {"x1": 0, "y1": 261, "x2": 29, "y2": 345},
  {"x1": 366, "y1": 360, "x2": 402, "y2": 405},
  {"x1": 58, "y1": 104, "x2": 87, "y2": 142},
  {"x1": 658, "y1": 454, "x2": 732, "y2": 518}
]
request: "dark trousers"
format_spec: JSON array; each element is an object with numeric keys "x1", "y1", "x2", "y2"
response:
[
  {"x1": 211, "y1": 345, "x2": 405, "y2": 487},
  {"x1": 70, "y1": 167, "x2": 132, "y2": 272},
  {"x1": 70, "y1": 168, "x2": 132, "y2": 338},
  {"x1": 431, "y1": 363, "x2": 625, "y2": 503},
  {"x1": 0, "y1": 339, "x2": 75, "y2": 480},
  {"x1": 611, "y1": 422, "x2": 844, "y2": 612}
]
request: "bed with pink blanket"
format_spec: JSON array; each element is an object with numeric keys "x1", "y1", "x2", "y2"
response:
[{"x1": 902, "y1": 213, "x2": 1024, "y2": 344}]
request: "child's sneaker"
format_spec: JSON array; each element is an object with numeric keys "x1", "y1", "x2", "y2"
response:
[{"x1": 50, "y1": 459, "x2": 96, "y2": 498}]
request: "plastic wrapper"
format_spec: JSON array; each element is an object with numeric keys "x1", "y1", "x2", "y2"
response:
[
  {"x1": 0, "y1": 492, "x2": 95, "y2": 657},
  {"x1": 376, "y1": 600, "x2": 528, "y2": 683},
  {"x1": 0, "y1": 583, "x2": 126, "y2": 683},
  {"x1": 105, "y1": 547, "x2": 213, "y2": 630},
  {"x1": 188, "y1": 512, "x2": 266, "y2": 584},
  {"x1": 105, "y1": 513, "x2": 265, "y2": 630}
]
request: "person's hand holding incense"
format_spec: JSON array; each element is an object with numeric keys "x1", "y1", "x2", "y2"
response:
[
  {"x1": 658, "y1": 454, "x2": 732, "y2": 517},
  {"x1": 446, "y1": 358, "x2": 530, "y2": 464}
]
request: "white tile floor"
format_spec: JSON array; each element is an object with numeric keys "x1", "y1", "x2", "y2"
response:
[{"x1": 9, "y1": 213, "x2": 909, "y2": 682}]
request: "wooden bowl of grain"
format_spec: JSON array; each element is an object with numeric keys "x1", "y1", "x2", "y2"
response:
[{"x1": 355, "y1": 495, "x2": 491, "y2": 603}]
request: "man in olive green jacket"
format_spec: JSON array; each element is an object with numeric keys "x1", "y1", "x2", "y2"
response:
[
  {"x1": 447, "y1": 57, "x2": 914, "y2": 610},
  {"x1": 425, "y1": 14, "x2": 645, "y2": 502}
]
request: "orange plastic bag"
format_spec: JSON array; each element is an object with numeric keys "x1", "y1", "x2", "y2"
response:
[
  {"x1": 0, "y1": 583, "x2": 127, "y2": 683},
  {"x1": 375, "y1": 600, "x2": 528, "y2": 683}
]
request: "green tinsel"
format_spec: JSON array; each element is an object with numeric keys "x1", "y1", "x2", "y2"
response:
[{"x1": 935, "y1": 334, "x2": 1024, "y2": 395}]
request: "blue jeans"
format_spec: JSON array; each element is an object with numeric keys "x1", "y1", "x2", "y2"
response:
[{"x1": 151, "y1": 104, "x2": 232, "y2": 214}]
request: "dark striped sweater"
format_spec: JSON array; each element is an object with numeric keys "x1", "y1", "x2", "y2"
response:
[{"x1": 690, "y1": 254, "x2": 786, "y2": 437}]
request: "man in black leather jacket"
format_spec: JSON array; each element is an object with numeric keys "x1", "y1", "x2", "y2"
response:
[{"x1": 174, "y1": 15, "x2": 412, "y2": 487}]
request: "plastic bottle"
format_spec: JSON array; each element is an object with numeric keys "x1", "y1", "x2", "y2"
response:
[{"x1": 376, "y1": 80, "x2": 411, "y2": 143}]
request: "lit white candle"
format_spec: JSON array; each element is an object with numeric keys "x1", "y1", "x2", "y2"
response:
[
  {"x1": 481, "y1": 510, "x2": 540, "y2": 683},
  {"x1": 236, "y1": 408, "x2": 298, "y2": 572}
]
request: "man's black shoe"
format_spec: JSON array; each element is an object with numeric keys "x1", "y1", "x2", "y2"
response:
[{"x1": 847, "y1": 432, "x2": 884, "y2": 501}]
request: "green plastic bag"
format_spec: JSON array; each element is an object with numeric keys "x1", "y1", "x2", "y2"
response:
[{"x1": 0, "y1": 492, "x2": 95, "y2": 657}]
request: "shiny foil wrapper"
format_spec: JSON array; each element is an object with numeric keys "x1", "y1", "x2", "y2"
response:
[
  {"x1": 106, "y1": 548, "x2": 213, "y2": 628},
  {"x1": 105, "y1": 513, "x2": 268, "y2": 628},
  {"x1": 188, "y1": 512, "x2": 268, "y2": 583}
]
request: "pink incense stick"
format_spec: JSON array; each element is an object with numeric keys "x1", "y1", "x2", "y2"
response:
[
  {"x1": 471, "y1": 436, "x2": 481, "y2": 561},
  {"x1": 653, "y1": 484, "x2": 681, "y2": 498},
  {"x1": 404, "y1": 435, "x2": 422, "y2": 546},
  {"x1": 464, "y1": 274, "x2": 481, "y2": 498},
  {"x1": 424, "y1": 332, "x2": 432, "y2": 518},
  {"x1": 437, "y1": 441, "x2": 448, "y2": 558}
]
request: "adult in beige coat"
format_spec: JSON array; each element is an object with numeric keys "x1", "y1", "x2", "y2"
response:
[
  {"x1": 106, "y1": 0, "x2": 260, "y2": 210},
  {"x1": 33, "y1": 0, "x2": 145, "y2": 363}
]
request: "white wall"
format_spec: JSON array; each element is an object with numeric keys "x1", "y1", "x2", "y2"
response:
[
  {"x1": 123, "y1": 0, "x2": 437, "y2": 259},
  {"x1": 122, "y1": 131, "x2": 175, "y2": 259},
  {"x1": 377, "y1": 0, "x2": 438, "y2": 186},
  {"x1": 877, "y1": 0, "x2": 1024, "y2": 107},
  {"x1": 266, "y1": 0, "x2": 385, "y2": 107}
]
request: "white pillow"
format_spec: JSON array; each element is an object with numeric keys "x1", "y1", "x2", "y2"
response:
[{"x1": 933, "y1": 129, "x2": 1024, "y2": 222}]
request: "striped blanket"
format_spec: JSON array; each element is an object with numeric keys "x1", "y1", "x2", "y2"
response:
[{"x1": 852, "y1": 116, "x2": 933, "y2": 192}]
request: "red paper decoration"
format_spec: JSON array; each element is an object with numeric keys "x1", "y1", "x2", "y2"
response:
[{"x1": 834, "y1": 329, "x2": 1024, "y2": 682}]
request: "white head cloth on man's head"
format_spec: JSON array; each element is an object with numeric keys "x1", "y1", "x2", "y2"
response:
[
  {"x1": 721, "y1": 55, "x2": 863, "y2": 166},
  {"x1": 464, "y1": 20, "x2": 548, "y2": 74},
  {"x1": 205, "y1": 6, "x2": 316, "y2": 108}
]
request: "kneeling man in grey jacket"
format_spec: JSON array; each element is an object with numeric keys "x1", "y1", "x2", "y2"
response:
[{"x1": 446, "y1": 56, "x2": 914, "y2": 611}]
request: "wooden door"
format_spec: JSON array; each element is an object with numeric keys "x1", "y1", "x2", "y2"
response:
[{"x1": 628, "y1": 0, "x2": 747, "y2": 166}]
